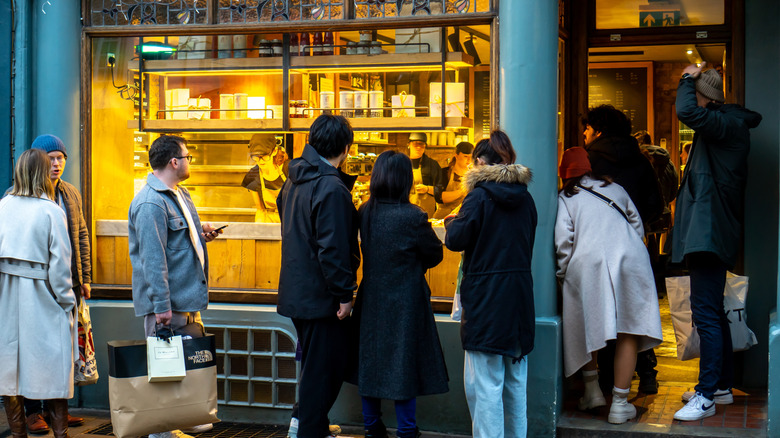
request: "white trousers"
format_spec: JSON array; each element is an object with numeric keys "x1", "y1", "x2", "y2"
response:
[{"x1": 464, "y1": 350, "x2": 528, "y2": 438}]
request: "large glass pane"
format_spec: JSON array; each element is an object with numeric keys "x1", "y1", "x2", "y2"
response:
[
  {"x1": 90, "y1": 24, "x2": 493, "y2": 302},
  {"x1": 595, "y1": 0, "x2": 725, "y2": 29}
]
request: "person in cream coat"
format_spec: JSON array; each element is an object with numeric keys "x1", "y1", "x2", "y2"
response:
[{"x1": 0, "y1": 148, "x2": 76, "y2": 438}]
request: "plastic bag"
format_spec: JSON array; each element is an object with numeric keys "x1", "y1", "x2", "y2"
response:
[
  {"x1": 666, "y1": 273, "x2": 758, "y2": 361},
  {"x1": 75, "y1": 299, "x2": 99, "y2": 386}
]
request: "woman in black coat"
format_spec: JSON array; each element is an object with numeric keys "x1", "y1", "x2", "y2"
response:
[
  {"x1": 444, "y1": 130, "x2": 537, "y2": 438},
  {"x1": 354, "y1": 150, "x2": 449, "y2": 438}
]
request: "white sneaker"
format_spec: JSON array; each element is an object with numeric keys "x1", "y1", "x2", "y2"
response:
[
  {"x1": 674, "y1": 392, "x2": 716, "y2": 421},
  {"x1": 181, "y1": 424, "x2": 213, "y2": 434},
  {"x1": 682, "y1": 388, "x2": 733, "y2": 405},
  {"x1": 607, "y1": 400, "x2": 637, "y2": 424}
]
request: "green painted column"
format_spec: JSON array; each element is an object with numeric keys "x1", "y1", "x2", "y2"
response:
[
  {"x1": 32, "y1": 0, "x2": 82, "y2": 188},
  {"x1": 499, "y1": 1, "x2": 562, "y2": 436}
]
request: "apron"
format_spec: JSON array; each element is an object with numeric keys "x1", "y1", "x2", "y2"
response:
[
  {"x1": 255, "y1": 169, "x2": 286, "y2": 223},
  {"x1": 433, "y1": 169, "x2": 465, "y2": 219},
  {"x1": 410, "y1": 166, "x2": 436, "y2": 217}
]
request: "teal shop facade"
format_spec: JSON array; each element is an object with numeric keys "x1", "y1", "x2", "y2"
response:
[{"x1": 3, "y1": 1, "x2": 780, "y2": 436}]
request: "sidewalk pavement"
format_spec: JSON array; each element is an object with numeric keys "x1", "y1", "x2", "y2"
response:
[{"x1": 0, "y1": 408, "x2": 471, "y2": 438}]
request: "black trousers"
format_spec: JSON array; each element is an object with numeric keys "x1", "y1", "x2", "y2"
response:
[{"x1": 292, "y1": 316, "x2": 351, "y2": 438}]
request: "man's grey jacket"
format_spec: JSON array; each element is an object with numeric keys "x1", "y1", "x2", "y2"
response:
[{"x1": 128, "y1": 173, "x2": 209, "y2": 317}]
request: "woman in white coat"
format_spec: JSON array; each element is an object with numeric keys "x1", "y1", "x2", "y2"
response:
[
  {"x1": 554, "y1": 147, "x2": 662, "y2": 424},
  {"x1": 0, "y1": 149, "x2": 76, "y2": 438}
]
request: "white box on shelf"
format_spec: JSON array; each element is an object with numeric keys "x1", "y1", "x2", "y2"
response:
[
  {"x1": 177, "y1": 36, "x2": 211, "y2": 60},
  {"x1": 391, "y1": 92, "x2": 416, "y2": 118},
  {"x1": 429, "y1": 82, "x2": 466, "y2": 117},
  {"x1": 395, "y1": 28, "x2": 441, "y2": 54},
  {"x1": 219, "y1": 94, "x2": 235, "y2": 120},
  {"x1": 165, "y1": 88, "x2": 190, "y2": 120},
  {"x1": 187, "y1": 97, "x2": 211, "y2": 120},
  {"x1": 247, "y1": 96, "x2": 267, "y2": 119}
]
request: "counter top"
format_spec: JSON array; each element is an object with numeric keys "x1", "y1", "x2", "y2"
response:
[{"x1": 96, "y1": 219, "x2": 447, "y2": 241}]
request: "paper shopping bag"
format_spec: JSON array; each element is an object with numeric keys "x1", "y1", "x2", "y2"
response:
[
  {"x1": 147, "y1": 335, "x2": 186, "y2": 382},
  {"x1": 108, "y1": 334, "x2": 219, "y2": 438}
]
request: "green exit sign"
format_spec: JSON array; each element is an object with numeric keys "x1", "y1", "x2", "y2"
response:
[{"x1": 639, "y1": 10, "x2": 680, "y2": 27}]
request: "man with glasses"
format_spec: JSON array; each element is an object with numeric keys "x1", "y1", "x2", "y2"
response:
[
  {"x1": 21, "y1": 134, "x2": 91, "y2": 435},
  {"x1": 128, "y1": 135, "x2": 222, "y2": 438}
]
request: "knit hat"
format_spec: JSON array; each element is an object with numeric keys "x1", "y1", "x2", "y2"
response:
[
  {"x1": 559, "y1": 147, "x2": 591, "y2": 180},
  {"x1": 695, "y1": 69, "x2": 725, "y2": 103},
  {"x1": 408, "y1": 132, "x2": 427, "y2": 143},
  {"x1": 31, "y1": 134, "x2": 67, "y2": 158},
  {"x1": 248, "y1": 134, "x2": 277, "y2": 157}
]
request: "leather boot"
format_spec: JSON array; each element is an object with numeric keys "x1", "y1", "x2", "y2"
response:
[
  {"x1": 46, "y1": 399, "x2": 70, "y2": 438},
  {"x1": 3, "y1": 395, "x2": 28, "y2": 438}
]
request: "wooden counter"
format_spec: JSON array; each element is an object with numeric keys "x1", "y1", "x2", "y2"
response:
[{"x1": 94, "y1": 220, "x2": 459, "y2": 299}]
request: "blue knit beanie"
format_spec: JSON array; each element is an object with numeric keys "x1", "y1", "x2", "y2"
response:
[{"x1": 31, "y1": 134, "x2": 67, "y2": 158}]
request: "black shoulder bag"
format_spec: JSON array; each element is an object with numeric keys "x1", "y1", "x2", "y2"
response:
[{"x1": 576, "y1": 184, "x2": 630, "y2": 223}]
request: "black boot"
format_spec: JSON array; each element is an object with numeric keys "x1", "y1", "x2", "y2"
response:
[
  {"x1": 364, "y1": 421, "x2": 388, "y2": 438},
  {"x1": 46, "y1": 399, "x2": 70, "y2": 438},
  {"x1": 3, "y1": 395, "x2": 28, "y2": 438},
  {"x1": 396, "y1": 427, "x2": 421, "y2": 438}
]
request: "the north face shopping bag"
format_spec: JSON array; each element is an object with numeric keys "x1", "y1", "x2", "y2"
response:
[{"x1": 108, "y1": 334, "x2": 219, "y2": 438}]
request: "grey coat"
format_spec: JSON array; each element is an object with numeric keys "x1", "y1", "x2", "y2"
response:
[
  {"x1": 0, "y1": 195, "x2": 77, "y2": 399},
  {"x1": 128, "y1": 173, "x2": 209, "y2": 317},
  {"x1": 354, "y1": 200, "x2": 448, "y2": 400}
]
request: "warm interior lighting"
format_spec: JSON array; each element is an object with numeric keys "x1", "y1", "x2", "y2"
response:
[{"x1": 247, "y1": 97, "x2": 267, "y2": 119}]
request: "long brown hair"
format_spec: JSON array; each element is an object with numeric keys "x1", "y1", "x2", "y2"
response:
[{"x1": 10, "y1": 149, "x2": 55, "y2": 199}]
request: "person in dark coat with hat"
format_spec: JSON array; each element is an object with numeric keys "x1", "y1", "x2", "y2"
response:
[
  {"x1": 444, "y1": 130, "x2": 537, "y2": 438},
  {"x1": 406, "y1": 133, "x2": 444, "y2": 218},
  {"x1": 353, "y1": 150, "x2": 448, "y2": 438},
  {"x1": 672, "y1": 63, "x2": 762, "y2": 422}
]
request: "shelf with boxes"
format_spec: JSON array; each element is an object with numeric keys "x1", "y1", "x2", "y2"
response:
[{"x1": 128, "y1": 32, "x2": 475, "y2": 132}]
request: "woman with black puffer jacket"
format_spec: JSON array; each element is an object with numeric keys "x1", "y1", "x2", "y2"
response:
[{"x1": 444, "y1": 130, "x2": 538, "y2": 438}]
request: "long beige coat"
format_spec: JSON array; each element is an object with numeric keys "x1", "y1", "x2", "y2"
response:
[
  {"x1": 555, "y1": 176, "x2": 662, "y2": 377},
  {"x1": 0, "y1": 195, "x2": 76, "y2": 399}
]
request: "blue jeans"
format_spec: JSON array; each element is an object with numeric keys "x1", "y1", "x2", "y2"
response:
[
  {"x1": 464, "y1": 351, "x2": 528, "y2": 438},
  {"x1": 688, "y1": 252, "x2": 733, "y2": 399},
  {"x1": 361, "y1": 396, "x2": 416, "y2": 437}
]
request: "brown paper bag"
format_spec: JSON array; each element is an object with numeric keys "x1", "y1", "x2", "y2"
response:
[{"x1": 108, "y1": 334, "x2": 219, "y2": 438}]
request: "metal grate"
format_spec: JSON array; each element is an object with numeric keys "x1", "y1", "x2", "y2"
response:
[
  {"x1": 207, "y1": 324, "x2": 299, "y2": 409},
  {"x1": 83, "y1": 421, "x2": 289, "y2": 437}
]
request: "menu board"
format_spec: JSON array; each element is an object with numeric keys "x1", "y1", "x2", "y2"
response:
[
  {"x1": 588, "y1": 63, "x2": 653, "y2": 133},
  {"x1": 473, "y1": 69, "x2": 491, "y2": 141}
]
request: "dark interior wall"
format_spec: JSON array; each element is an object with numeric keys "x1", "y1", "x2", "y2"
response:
[{"x1": 0, "y1": 1, "x2": 12, "y2": 188}]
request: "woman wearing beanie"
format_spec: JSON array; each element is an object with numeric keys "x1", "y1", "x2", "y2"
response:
[
  {"x1": 554, "y1": 147, "x2": 662, "y2": 424},
  {"x1": 0, "y1": 149, "x2": 77, "y2": 438},
  {"x1": 444, "y1": 130, "x2": 537, "y2": 437}
]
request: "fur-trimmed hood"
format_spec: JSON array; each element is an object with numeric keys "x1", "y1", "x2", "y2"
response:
[
  {"x1": 464, "y1": 163, "x2": 532, "y2": 191},
  {"x1": 462, "y1": 163, "x2": 533, "y2": 208}
]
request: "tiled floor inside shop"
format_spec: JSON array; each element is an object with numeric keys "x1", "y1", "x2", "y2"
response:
[{"x1": 559, "y1": 294, "x2": 768, "y2": 436}]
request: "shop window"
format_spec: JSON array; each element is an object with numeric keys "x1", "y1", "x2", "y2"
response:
[
  {"x1": 595, "y1": 0, "x2": 725, "y2": 29},
  {"x1": 90, "y1": 24, "x2": 492, "y2": 303}
]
